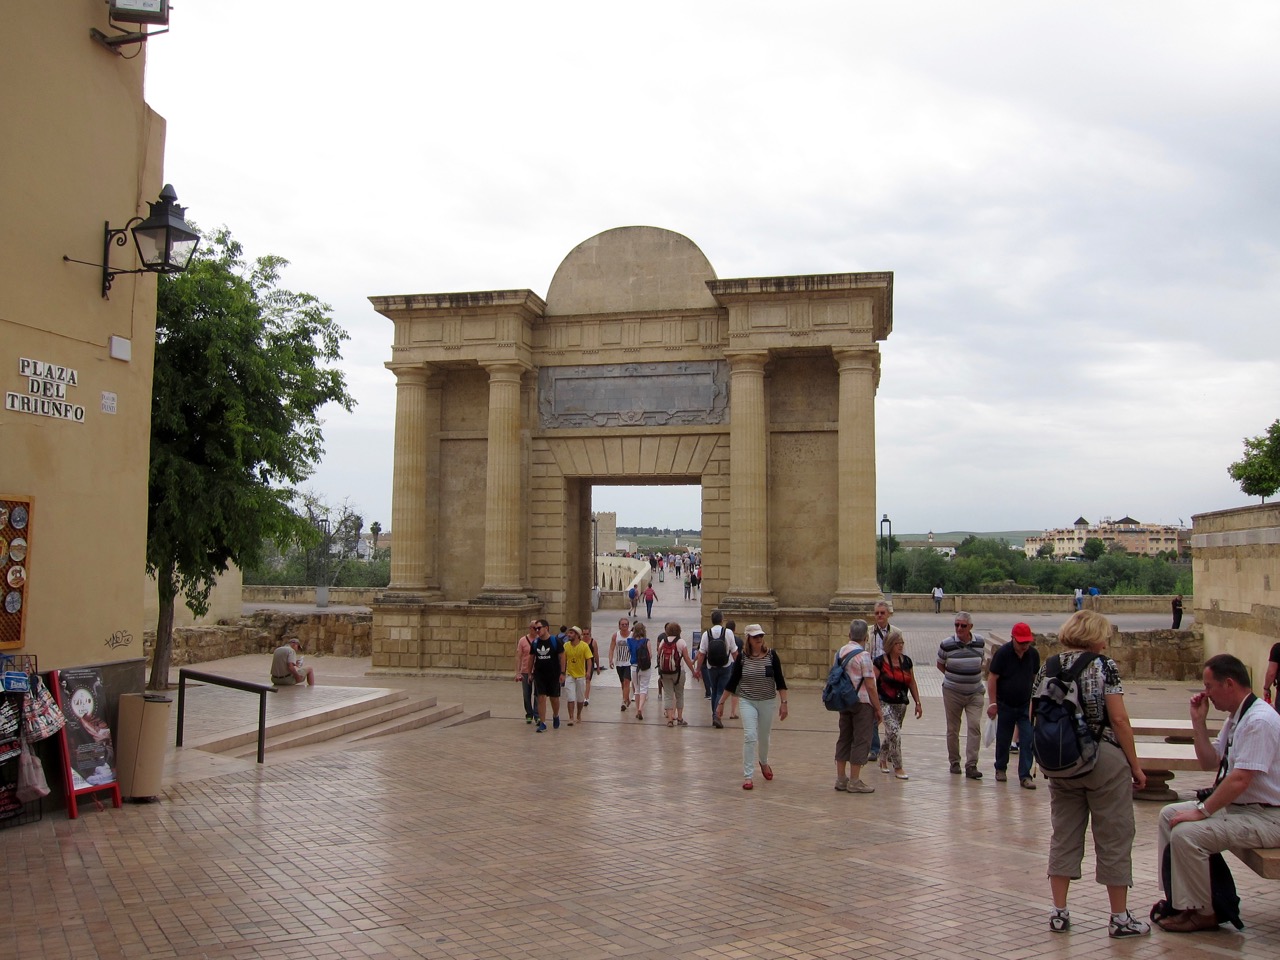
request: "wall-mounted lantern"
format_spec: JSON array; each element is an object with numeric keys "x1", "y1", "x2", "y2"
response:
[
  {"x1": 64, "y1": 184, "x2": 199, "y2": 299},
  {"x1": 91, "y1": 0, "x2": 172, "y2": 53}
]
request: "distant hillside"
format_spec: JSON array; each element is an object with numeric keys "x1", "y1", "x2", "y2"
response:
[{"x1": 897, "y1": 531, "x2": 1043, "y2": 548}]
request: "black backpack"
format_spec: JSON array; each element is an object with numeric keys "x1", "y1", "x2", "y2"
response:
[
  {"x1": 706, "y1": 626, "x2": 729, "y2": 667},
  {"x1": 1150, "y1": 846, "x2": 1242, "y2": 930},
  {"x1": 634, "y1": 639, "x2": 651, "y2": 672},
  {"x1": 1031, "y1": 653, "x2": 1103, "y2": 778}
]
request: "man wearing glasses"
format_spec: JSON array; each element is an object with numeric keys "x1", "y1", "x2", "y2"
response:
[
  {"x1": 530, "y1": 620, "x2": 566, "y2": 732},
  {"x1": 937, "y1": 611, "x2": 987, "y2": 779}
]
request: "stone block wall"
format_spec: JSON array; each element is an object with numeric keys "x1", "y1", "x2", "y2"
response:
[
  {"x1": 370, "y1": 600, "x2": 539, "y2": 676},
  {"x1": 143, "y1": 610, "x2": 373, "y2": 665},
  {"x1": 990, "y1": 627, "x2": 1204, "y2": 682},
  {"x1": 1192, "y1": 503, "x2": 1280, "y2": 679}
]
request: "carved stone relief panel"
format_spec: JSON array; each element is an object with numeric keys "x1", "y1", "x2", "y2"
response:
[{"x1": 537, "y1": 361, "x2": 729, "y2": 428}]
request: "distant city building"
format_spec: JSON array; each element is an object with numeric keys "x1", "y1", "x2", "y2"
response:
[
  {"x1": 1023, "y1": 516, "x2": 1189, "y2": 559},
  {"x1": 900, "y1": 531, "x2": 958, "y2": 557}
]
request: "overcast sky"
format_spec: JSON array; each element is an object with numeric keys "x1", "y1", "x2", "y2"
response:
[{"x1": 144, "y1": 1, "x2": 1278, "y2": 535}]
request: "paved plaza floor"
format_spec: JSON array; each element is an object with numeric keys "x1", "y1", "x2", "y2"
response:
[{"x1": 10, "y1": 595, "x2": 1278, "y2": 960}]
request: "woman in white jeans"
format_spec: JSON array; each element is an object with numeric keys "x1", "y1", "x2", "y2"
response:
[{"x1": 717, "y1": 624, "x2": 788, "y2": 789}]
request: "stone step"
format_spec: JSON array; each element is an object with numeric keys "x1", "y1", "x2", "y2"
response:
[
  {"x1": 188, "y1": 689, "x2": 410, "y2": 753},
  {"x1": 226, "y1": 694, "x2": 445, "y2": 758},
  {"x1": 343, "y1": 701, "x2": 469, "y2": 742}
]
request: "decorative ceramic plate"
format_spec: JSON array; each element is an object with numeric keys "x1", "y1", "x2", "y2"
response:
[
  {"x1": 5, "y1": 566, "x2": 24, "y2": 589},
  {"x1": 3, "y1": 592, "x2": 19, "y2": 614},
  {"x1": 7, "y1": 538, "x2": 24, "y2": 562},
  {"x1": 0, "y1": 507, "x2": 7, "y2": 528},
  {"x1": 9, "y1": 505, "x2": 26, "y2": 530}
]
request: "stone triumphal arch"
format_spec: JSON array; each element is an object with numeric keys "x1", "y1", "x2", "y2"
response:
[{"x1": 370, "y1": 227, "x2": 893, "y2": 680}]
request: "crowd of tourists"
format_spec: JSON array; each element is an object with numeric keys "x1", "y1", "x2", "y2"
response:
[{"x1": 513, "y1": 603, "x2": 1280, "y2": 942}]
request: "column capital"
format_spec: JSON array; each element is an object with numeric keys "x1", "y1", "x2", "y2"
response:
[
  {"x1": 479, "y1": 359, "x2": 532, "y2": 381},
  {"x1": 724, "y1": 350, "x2": 770, "y2": 373},
  {"x1": 386, "y1": 362, "x2": 438, "y2": 386},
  {"x1": 832, "y1": 346, "x2": 881, "y2": 387}
]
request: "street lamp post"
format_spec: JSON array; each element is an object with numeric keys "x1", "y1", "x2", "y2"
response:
[
  {"x1": 880, "y1": 514, "x2": 893, "y2": 600},
  {"x1": 316, "y1": 517, "x2": 331, "y2": 608},
  {"x1": 591, "y1": 514, "x2": 600, "y2": 611}
]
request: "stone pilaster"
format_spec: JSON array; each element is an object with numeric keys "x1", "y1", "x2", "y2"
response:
[
  {"x1": 477, "y1": 361, "x2": 529, "y2": 599},
  {"x1": 387, "y1": 364, "x2": 438, "y2": 594},
  {"x1": 830, "y1": 347, "x2": 880, "y2": 609},
  {"x1": 723, "y1": 351, "x2": 775, "y2": 608}
]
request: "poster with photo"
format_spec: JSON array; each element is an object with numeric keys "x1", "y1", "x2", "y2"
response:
[{"x1": 55, "y1": 667, "x2": 117, "y2": 790}]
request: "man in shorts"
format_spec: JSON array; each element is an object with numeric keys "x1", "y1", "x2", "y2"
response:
[
  {"x1": 270, "y1": 637, "x2": 315, "y2": 686},
  {"x1": 562, "y1": 626, "x2": 593, "y2": 725},
  {"x1": 609, "y1": 618, "x2": 633, "y2": 711},
  {"x1": 531, "y1": 620, "x2": 565, "y2": 732}
]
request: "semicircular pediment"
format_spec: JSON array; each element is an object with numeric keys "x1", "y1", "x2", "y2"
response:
[{"x1": 545, "y1": 226, "x2": 719, "y2": 317}]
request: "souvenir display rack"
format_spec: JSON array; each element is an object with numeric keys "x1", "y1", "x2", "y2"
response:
[
  {"x1": 0, "y1": 495, "x2": 32, "y2": 651},
  {"x1": 0, "y1": 653, "x2": 43, "y2": 829}
]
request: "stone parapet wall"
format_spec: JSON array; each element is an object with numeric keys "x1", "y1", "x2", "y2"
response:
[
  {"x1": 887, "y1": 593, "x2": 1177, "y2": 615},
  {"x1": 243, "y1": 585, "x2": 382, "y2": 606},
  {"x1": 143, "y1": 610, "x2": 373, "y2": 665}
]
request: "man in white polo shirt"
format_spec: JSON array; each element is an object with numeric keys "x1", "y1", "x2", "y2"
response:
[{"x1": 1156, "y1": 653, "x2": 1280, "y2": 933}]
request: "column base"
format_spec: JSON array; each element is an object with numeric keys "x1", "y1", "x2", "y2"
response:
[
  {"x1": 471, "y1": 592, "x2": 538, "y2": 607},
  {"x1": 721, "y1": 594, "x2": 777, "y2": 611},
  {"x1": 380, "y1": 588, "x2": 442, "y2": 604},
  {"x1": 827, "y1": 594, "x2": 882, "y2": 614}
]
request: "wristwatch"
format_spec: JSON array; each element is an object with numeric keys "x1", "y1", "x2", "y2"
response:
[{"x1": 1195, "y1": 800, "x2": 1209, "y2": 816}]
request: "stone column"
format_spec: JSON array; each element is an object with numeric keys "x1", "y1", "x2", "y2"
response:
[
  {"x1": 830, "y1": 347, "x2": 880, "y2": 607},
  {"x1": 724, "y1": 351, "x2": 775, "y2": 608},
  {"x1": 387, "y1": 364, "x2": 435, "y2": 592},
  {"x1": 478, "y1": 361, "x2": 528, "y2": 597}
]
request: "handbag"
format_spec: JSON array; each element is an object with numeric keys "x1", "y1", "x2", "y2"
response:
[
  {"x1": 21, "y1": 675, "x2": 66, "y2": 742},
  {"x1": 15, "y1": 737, "x2": 50, "y2": 803}
]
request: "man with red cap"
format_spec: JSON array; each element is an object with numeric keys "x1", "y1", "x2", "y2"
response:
[{"x1": 986, "y1": 622, "x2": 1041, "y2": 788}]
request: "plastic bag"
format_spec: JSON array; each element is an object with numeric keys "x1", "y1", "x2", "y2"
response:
[
  {"x1": 983, "y1": 716, "x2": 997, "y2": 747},
  {"x1": 16, "y1": 738, "x2": 50, "y2": 803}
]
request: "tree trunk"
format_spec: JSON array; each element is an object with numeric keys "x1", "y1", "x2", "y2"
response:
[{"x1": 148, "y1": 569, "x2": 177, "y2": 691}]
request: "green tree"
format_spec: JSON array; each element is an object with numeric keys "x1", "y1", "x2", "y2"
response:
[
  {"x1": 368, "y1": 521, "x2": 383, "y2": 560},
  {"x1": 1082, "y1": 538, "x2": 1107, "y2": 562},
  {"x1": 146, "y1": 228, "x2": 354, "y2": 690},
  {"x1": 1036, "y1": 543, "x2": 1055, "y2": 559},
  {"x1": 1228, "y1": 419, "x2": 1280, "y2": 500}
]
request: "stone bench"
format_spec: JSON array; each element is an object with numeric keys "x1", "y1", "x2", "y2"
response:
[
  {"x1": 1129, "y1": 718, "x2": 1222, "y2": 743},
  {"x1": 1133, "y1": 742, "x2": 1204, "y2": 801}
]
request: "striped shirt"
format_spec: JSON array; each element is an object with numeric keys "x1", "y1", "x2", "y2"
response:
[
  {"x1": 737, "y1": 654, "x2": 777, "y2": 701},
  {"x1": 936, "y1": 635, "x2": 985, "y2": 696}
]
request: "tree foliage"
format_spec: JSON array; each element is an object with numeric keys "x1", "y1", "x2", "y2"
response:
[
  {"x1": 146, "y1": 228, "x2": 354, "y2": 689},
  {"x1": 878, "y1": 535, "x2": 1190, "y2": 598},
  {"x1": 1228, "y1": 419, "x2": 1280, "y2": 500},
  {"x1": 1082, "y1": 538, "x2": 1107, "y2": 561}
]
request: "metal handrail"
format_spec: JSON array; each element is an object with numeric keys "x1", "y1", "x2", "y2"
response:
[{"x1": 176, "y1": 669, "x2": 277, "y2": 764}]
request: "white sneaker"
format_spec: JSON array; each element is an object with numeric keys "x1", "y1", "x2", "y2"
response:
[{"x1": 1108, "y1": 911, "x2": 1150, "y2": 938}]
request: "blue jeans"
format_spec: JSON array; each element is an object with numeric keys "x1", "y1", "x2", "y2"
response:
[
  {"x1": 708, "y1": 665, "x2": 732, "y2": 716},
  {"x1": 995, "y1": 702, "x2": 1034, "y2": 780},
  {"x1": 869, "y1": 721, "x2": 881, "y2": 759}
]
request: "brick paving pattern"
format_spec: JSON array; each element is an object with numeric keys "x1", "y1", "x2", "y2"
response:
[{"x1": 3, "y1": 598, "x2": 1274, "y2": 959}]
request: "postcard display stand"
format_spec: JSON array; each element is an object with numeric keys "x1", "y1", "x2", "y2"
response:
[
  {"x1": 50, "y1": 668, "x2": 121, "y2": 818},
  {"x1": 0, "y1": 654, "x2": 43, "y2": 827},
  {"x1": 0, "y1": 497, "x2": 41, "y2": 826},
  {"x1": 0, "y1": 495, "x2": 32, "y2": 652}
]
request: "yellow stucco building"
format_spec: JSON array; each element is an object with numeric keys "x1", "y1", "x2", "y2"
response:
[{"x1": 1, "y1": 4, "x2": 171, "y2": 670}]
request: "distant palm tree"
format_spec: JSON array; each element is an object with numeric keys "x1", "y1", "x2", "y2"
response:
[{"x1": 368, "y1": 521, "x2": 382, "y2": 561}]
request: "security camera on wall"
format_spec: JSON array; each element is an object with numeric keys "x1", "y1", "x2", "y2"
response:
[{"x1": 108, "y1": 0, "x2": 170, "y2": 26}]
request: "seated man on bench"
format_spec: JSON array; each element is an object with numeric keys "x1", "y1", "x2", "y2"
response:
[
  {"x1": 271, "y1": 637, "x2": 316, "y2": 687},
  {"x1": 1156, "y1": 654, "x2": 1280, "y2": 932}
]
